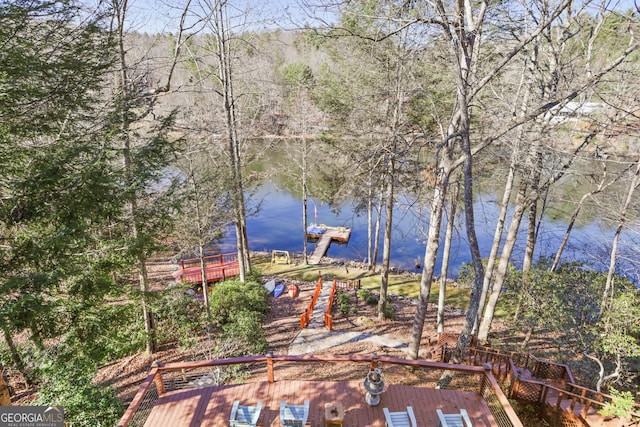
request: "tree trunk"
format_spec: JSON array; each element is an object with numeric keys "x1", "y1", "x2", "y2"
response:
[
  {"x1": 371, "y1": 184, "x2": 384, "y2": 272},
  {"x1": 139, "y1": 258, "x2": 157, "y2": 354},
  {"x1": 602, "y1": 158, "x2": 640, "y2": 308},
  {"x1": 478, "y1": 180, "x2": 529, "y2": 342},
  {"x1": 437, "y1": 180, "x2": 458, "y2": 334},
  {"x1": 515, "y1": 146, "x2": 542, "y2": 322},
  {"x1": 302, "y1": 137, "x2": 309, "y2": 265},
  {"x1": 522, "y1": 147, "x2": 543, "y2": 273},
  {"x1": 198, "y1": 244, "x2": 211, "y2": 318},
  {"x1": 378, "y1": 163, "x2": 394, "y2": 320},
  {"x1": 114, "y1": 3, "x2": 157, "y2": 354},
  {"x1": 2, "y1": 325, "x2": 26, "y2": 377},
  {"x1": 214, "y1": 0, "x2": 251, "y2": 281},
  {"x1": 451, "y1": 53, "x2": 485, "y2": 364},
  {"x1": 367, "y1": 167, "x2": 374, "y2": 267},
  {"x1": 473, "y1": 153, "x2": 516, "y2": 335},
  {"x1": 408, "y1": 163, "x2": 451, "y2": 359}
]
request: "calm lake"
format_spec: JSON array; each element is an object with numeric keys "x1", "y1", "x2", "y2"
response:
[{"x1": 217, "y1": 181, "x2": 636, "y2": 279}]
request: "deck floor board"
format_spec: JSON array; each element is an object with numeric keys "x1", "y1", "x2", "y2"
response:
[{"x1": 143, "y1": 380, "x2": 498, "y2": 426}]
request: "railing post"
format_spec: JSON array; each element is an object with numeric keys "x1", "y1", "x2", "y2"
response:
[
  {"x1": 480, "y1": 364, "x2": 491, "y2": 395},
  {"x1": 151, "y1": 361, "x2": 165, "y2": 395},
  {"x1": 267, "y1": 352, "x2": 274, "y2": 383},
  {"x1": 556, "y1": 391, "x2": 564, "y2": 411}
]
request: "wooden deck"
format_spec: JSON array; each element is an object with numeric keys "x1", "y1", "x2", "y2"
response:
[
  {"x1": 118, "y1": 354, "x2": 523, "y2": 427},
  {"x1": 142, "y1": 379, "x2": 499, "y2": 427},
  {"x1": 307, "y1": 226, "x2": 351, "y2": 265},
  {"x1": 173, "y1": 253, "x2": 239, "y2": 285}
]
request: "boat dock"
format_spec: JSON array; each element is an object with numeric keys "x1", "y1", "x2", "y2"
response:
[{"x1": 307, "y1": 226, "x2": 351, "y2": 265}]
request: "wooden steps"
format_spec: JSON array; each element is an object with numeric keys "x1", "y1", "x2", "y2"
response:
[{"x1": 455, "y1": 339, "x2": 639, "y2": 427}]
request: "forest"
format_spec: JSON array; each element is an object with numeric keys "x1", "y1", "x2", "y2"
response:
[{"x1": 1, "y1": 0, "x2": 640, "y2": 424}]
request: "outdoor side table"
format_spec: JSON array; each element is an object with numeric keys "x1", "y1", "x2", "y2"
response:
[{"x1": 324, "y1": 402, "x2": 344, "y2": 427}]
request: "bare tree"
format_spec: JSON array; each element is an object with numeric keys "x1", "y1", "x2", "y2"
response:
[
  {"x1": 602, "y1": 158, "x2": 640, "y2": 308},
  {"x1": 437, "y1": 179, "x2": 459, "y2": 334},
  {"x1": 549, "y1": 162, "x2": 630, "y2": 271},
  {"x1": 477, "y1": 1, "x2": 640, "y2": 343}
]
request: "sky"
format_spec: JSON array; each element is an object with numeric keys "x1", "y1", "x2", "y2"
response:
[
  {"x1": 114, "y1": 0, "x2": 327, "y2": 34},
  {"x1": 110, "y1": 0, "x2": 639, "y2": 35}
]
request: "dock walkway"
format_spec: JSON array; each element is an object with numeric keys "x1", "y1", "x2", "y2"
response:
[{"x1": 307, "y1": 226, "x2": 351, "y2": 265}]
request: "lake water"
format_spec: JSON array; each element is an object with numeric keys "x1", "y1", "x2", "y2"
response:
[{"x1": 217, "y1": 181, "x2": 637, "y2": 279}]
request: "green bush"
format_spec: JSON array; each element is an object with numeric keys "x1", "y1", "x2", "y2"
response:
[
  {"x1": 599, "y1": 389, "x2": 635, "y2": 418},
  {"x1": 358, "y1": 289, "x2": 379, "y2": 306},
  {"x1": 209, "y1": 280, "x2": 268, "y2": 327},
  {"x1": 32, "y1": 348, "x2": 123, "y2": 426},
  {"x1": 208, "y1": 279, "x2": 269, "y2": 356},
  {"x1": 337, "y1": 292, "x2": 351, "y2": 316},
  {"x1": 384, "y1": 303, "x2": 395, "y2": 320},
  {"x1": 223, "y1": 310, "x2": 268, "y2": 355},
  {"x1": 58, "y1": 301, "x2": 146, "y2": 363},
  {"x1": 153, "y1": 284, "x2": 207, "y2": 349}
]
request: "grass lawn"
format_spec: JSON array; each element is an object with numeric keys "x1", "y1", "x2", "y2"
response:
[{"x1": 253, "y1": 253, "x2": 473, "y2": 311}]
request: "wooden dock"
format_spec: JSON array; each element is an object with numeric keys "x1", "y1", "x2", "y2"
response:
[{"x1": 307, "y1": 226, "x2": 351, "y2": 265}]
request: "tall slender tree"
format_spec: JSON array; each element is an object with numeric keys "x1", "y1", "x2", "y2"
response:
[{"x1": 108, "y1": 0, "x2": 191, "y2": 353}]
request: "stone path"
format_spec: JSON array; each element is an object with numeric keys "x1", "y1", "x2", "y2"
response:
[{"x1": 288, "y1": 280, "x2": 409, "y2": 355}]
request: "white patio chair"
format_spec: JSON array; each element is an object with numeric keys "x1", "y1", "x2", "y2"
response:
[
  {"x1": 383, "y1": 406, "x2": 417, "y2": 427},
  {"x1": 436, "y1": 408, "x2": 473, "y2": 427},
  {"x1": 279, "y1": 399, "x2": 309, "y2": 427},
  {"x1": 229, "y1": 400, "x2": 262, "y2": 427}
]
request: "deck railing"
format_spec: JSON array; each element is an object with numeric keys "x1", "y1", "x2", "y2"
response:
[
  {"x1": 323, "y1": 278, "x2": 337, "y2": 330},
  {"x1": 336, "y1": 279, "x2": 361, "y2": 291},
  {"x1": 117, "y1": 353, "x2": 524, "y2": 427},
  {"x1": 179, "y1": 253, "x2": 237, "y2": 270},
  {"x1": 460, "y1": 343, "x2": 640, "y2": 427}
]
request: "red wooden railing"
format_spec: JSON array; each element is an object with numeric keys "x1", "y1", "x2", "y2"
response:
[
  {"x1": 300, "y1": 273, "x2": 323, "y2": 328},
  {"x1": 324, "y1": 279, "x2": 361, "y2": 330},
  {"x1": 323, "y1": 279, "x2": 337, "y2": 330},
  {"x1": 180, "y1": 253, "x2": 236, "y2": 270},
  {"x1": 175, "y1": 253, "x2": 239, "y2": 284}
]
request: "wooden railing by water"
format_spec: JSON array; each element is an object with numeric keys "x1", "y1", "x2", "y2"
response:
[{"x1": 117, "y1": 353, "x2": 524, "y2": 427}]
